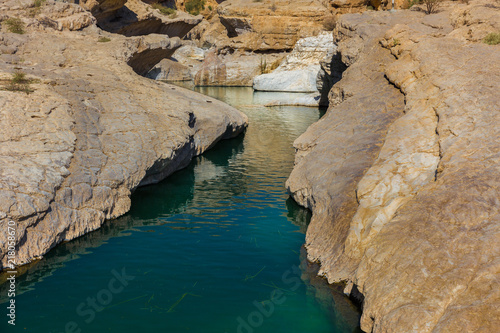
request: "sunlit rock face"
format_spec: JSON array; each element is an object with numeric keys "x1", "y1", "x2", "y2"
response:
[
  {"x1": 287, "y1": 1, "x2": 500, "y2": 332},
  {"x1": 253, "y1": 33, "x2": 335, "y2": 93},
  {"x1": 0, "y1": 1, "x2": 247, "y2": 270}
]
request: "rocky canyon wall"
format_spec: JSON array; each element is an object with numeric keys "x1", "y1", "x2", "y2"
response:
[{"x1": 287, "y1": 0, "x2": 500, "y2": 332}]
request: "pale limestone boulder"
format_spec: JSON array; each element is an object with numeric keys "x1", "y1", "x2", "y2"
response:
[
  {"x1": 253, "y1": 69, "x2": 320, "y2": 93},
  {"x1": 253, "y1": 32, "x2": 335, "y2": 93}
]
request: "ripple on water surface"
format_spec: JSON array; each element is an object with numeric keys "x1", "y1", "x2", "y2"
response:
[{"x1": 0, "y1": 87, "x2": 360, "y2": 333}]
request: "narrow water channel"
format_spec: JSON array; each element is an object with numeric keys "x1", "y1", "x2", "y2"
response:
[{"x1": 0, "y1": 87, "x2": 360, "y2": 333}]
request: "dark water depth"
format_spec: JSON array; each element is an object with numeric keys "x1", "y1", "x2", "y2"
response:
[{"x1": 0, "y1": 87, "x2": 360, "y2": 333}]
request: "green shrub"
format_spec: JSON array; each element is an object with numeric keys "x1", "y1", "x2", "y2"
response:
[
  {"x1": 260, "y1": 57, "x2": 267, "y2": 74},
  {"x1": 4, "y1": 71, "x2": 34, "y2": 94},
  {"x1": 98, "y1": 36, "x2": 111, "y2": 43},
  {"x1": 4, "y1": 18, "x2": 25, "y2": 34},
  {"x1": 152, "y1": 3, "x2": 177, "y2": 18},
  {"x1": 33, "y1": 0, "x2": 46, "y2": 8},
  {"x1": 408, "y1": 0, "x2": 420, "y2": 8},
  {"x1": 185, "y1": 0, "x2": 205, "y2": 15},
  {"x1": 483, "y1": 32, "x2": 500, "y2": 45}
]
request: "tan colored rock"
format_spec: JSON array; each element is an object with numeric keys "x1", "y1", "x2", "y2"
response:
[
  {"x1": 215, "y1": 0, "x2": 331, "y2": 52},
  {"x1": 146, "y1": 58, "x2": 192, "y2": 81},
  {"x1": 194, "y1": 49, "x2": 227, "y2": 85},
  {"x1": 0, "y1": 1, "x2": 247, "y2": 270},
  {"x1": 287, "y1": 0, "x2": 500, "y2": 332},
  {"x1": 80, "y1": 0, "x2": 202, "y2": 37}
]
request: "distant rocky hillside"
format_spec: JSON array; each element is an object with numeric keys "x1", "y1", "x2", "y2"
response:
[
  {"x1": 0, "y1": 0, "x2": 247, "y2": 270},
  {"x1": 287, "y1": 0, "x2": 500, "y2": 332}
]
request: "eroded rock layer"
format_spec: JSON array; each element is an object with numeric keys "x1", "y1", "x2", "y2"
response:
[
  {"x1": 287, "y1": 1, "x2": 500, "y2": 332},
  {"x1": 0, "y1": 1, "x2": 247, "y2": 270}
]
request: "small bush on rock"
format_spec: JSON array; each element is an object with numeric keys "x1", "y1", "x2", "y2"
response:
[
  {"x1": 152, "y1": 3, "x2": 177, "y2": 18},
  {"x1": 408, "y1": 0, "x2": 442, "y2": 13},
  {"x1": 483, "y1": 32, "x2": 500, "y2": 45},
  {"x1": 98, "y1": 36, "x2": 111, "y2": 43},
  {"x1": 4, "y1": 18, "x2": 25, "y2": 34},
  {"x1": 3, "y1": 71, "x2": 35, "y2": 94},
  {"x1": 423, "y1": 0, "x2": 442, "y2": 13},
  {"x1": 185, "y1": 0, "x2": 205, "y2": 15}
]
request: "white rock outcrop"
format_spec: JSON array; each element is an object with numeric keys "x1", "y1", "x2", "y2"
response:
[{"x1": 253, "y1": 33, "x2": 335, "y2": 93}]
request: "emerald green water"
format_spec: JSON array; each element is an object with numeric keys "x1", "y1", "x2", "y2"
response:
[{"x1": 1, "y1": 87, "x2": 360, "y2": 333}]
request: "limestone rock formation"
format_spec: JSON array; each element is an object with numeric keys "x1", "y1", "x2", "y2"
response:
[
  {"x1": 81, "y1": 0, "x2": 202, "y2": 37},
  {"x1": 170, "y1": 0, "x2": 340, "y2": 86},
  {"x1": 287, "y1": 0, "x2": 500, "y2": 332},
  {"x1": 146, "y1": 58, "x2": 192, "y2": 81},
  {"x1": 194, "y1": 49, "x2": 227, "y2": 85},
  {"x1": 0, "y1": 1, "x2": 247, "y2": 270},
  {"x1": 215, "y1": 0, "x2": 330, "y2": 52},
  {"x1": 253, "y1": 32, "x2": 334, "y2": 93}
]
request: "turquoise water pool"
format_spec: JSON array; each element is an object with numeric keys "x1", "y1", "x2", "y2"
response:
[{"x1": 0, "y1": 87, "x2": 360, "y2": 333}]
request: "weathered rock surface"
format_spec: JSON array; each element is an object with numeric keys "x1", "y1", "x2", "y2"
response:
[
  {"x1": 254, "y1": 32, "x2": 334, "y2": 93},
  {"x1": 214, "y1": 0, "x2": 331, "y2": 52},
  {"x1": 146, "y1": 58, "x2": 192, "y2": 81},
  {"x1": 171, "y1": 0, "x2": 340, "y2": 86},
  {"x1": 81, "y1": 0, "x2": 202, "y2": 37},
  {"x1": 0, "y1": 1, "x2": 247, "y2": 270},
  {"x1": 187, "y1": 46, "x2": 283, "y2": 86},
  {"x1": 287, "y1": 1, "x2": 500, "y2": 332}
]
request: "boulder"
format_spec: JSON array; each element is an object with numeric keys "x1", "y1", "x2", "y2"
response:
[
  {"x1": 254, "y1": 69, "x2": 320, "y2": 93},
  {"x1": 146, "y1": 58, "x2": 192, "y2": 81}
]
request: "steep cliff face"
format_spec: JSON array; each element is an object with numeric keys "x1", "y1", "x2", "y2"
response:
[
  {"x1": 0, "y1": 1, "x2": 247, "y2": 270},
  {"x1": 287, "y1": 1, "x2": 500, "y2": 332}
]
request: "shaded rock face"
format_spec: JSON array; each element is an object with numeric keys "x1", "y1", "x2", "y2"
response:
[
  {"x1": 287, "y1": 1, "x2": 500, "y2": 332},
  {"x1": 0, "y1": 2, "x2": 247, "y2": 270},
  {"x1": 253, "y1": 32, "x2": 335, "y2": 93},
  {"x1": 316, "y1": 47, "x2": 346, "y2": 106},
  {"x1": 81, "y1": 0, "x2": 202, "y2": 37},
  {"x1": 125, "y1": 34, "x2": 181, "y2": 75},
  {"x1": 146, "y1": 58, "x2": 192, "y2": 81}
]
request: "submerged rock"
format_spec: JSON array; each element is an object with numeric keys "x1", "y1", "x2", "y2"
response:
[
  {"x1": 0, "y1": 1, "x2": 248, "y2": 270},
  {"x1": 287, "y1": 1, "x2": 500, "y2": 332}
]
